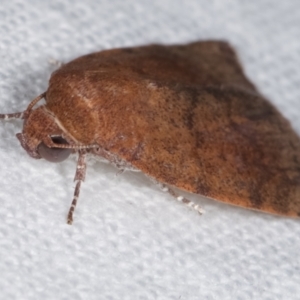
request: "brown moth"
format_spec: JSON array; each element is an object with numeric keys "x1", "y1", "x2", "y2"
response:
[{"x1": 1, "y1": 41, "x2": 300, "y2": 224}]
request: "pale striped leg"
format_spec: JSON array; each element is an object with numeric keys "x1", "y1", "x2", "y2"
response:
[
  {"x1": 67, "y1": 150, "x2": 87, "y2": 225},
  {"x1": 159, "y1": 184, "x2": 204, "y2": 214}
]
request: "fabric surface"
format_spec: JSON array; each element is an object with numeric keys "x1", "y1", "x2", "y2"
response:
[{"x1": 0, "y1": 1, "x2": 300, "y2": 299}]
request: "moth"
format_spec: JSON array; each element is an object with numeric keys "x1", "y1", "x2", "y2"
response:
[{"x1": 1, "y1": 41, "x2": 300, "y2": 224}]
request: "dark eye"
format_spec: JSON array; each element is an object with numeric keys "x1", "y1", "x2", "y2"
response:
[{"x1": 38, "y1": 136, "x2": 72, "y2": 163}]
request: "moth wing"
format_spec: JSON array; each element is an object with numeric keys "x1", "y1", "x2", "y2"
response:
[{"x1": 128, "y1": 85, "x2": 300, "y2": 217}]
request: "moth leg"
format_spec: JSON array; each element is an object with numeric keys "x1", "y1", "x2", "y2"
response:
[
  {"x1": 67, "y1": 150, "x2": 87, "y2": 225},
  {"x1": 159, "y1": 184, "x2": 204, "y2": 214}
]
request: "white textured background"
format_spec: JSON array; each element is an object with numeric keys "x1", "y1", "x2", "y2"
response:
[{"x1": 0, "y1": 1, "x2": 300, "y2": 299}]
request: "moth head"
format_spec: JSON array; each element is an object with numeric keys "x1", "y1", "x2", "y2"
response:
[{"x1": 16, "y1": 104, "x2": 72, "y2": 162}]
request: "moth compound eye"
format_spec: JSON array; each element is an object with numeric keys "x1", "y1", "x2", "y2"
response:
[{"x1": 38, "y1": 136, "x2": 71, "y2": 163}]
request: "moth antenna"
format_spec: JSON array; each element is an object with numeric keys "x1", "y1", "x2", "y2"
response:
[
  {"x1": 48, "y1": 140, "x2": 99, "y2": 150},
  {"x1": 0, "y1": 92, "x2": 46, "y2": 120},
  {"x1": 26, "y1": 92, "x2": 47, "y2": 111},
  {"x1": 0, "y1": 112, "x2": 24, "y2": 120},
  {"x1": 23, "y1": 92, "x2": 46, "y2": 117},
  {"x1": 67, "y1": 150, "x2": 87, "y2": 225}
]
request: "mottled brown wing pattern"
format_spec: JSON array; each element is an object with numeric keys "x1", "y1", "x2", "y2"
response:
[{"x1": 127, "y1": 85, "x2": 300, "y2": 217}]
